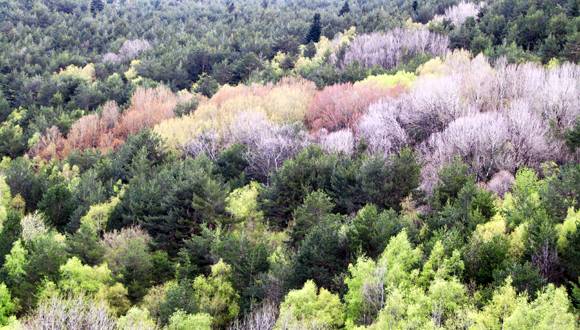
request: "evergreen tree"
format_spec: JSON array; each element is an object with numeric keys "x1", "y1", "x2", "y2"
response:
[
  {"x1": 338, "y1": 1, "x2": 350, "y2": 16},
  {"x1": 305, "y1": 13, "x2": 322, "y2": 44},
  {"x1": 564, "y1": 119, "x2": 580, "y2": 152}
]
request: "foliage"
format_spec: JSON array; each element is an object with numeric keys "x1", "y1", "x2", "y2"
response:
[
  {"x1": 109, "y1": 157, "x2": 228, "y2": 255},
  {"x1": 167, "y1": 310, "x2": 213, "y2": 330},
  {"x1": 0, "y1": 283, "x2": 15, "y2": 326},
  {"x1": 276, "y1": 280, "x2": 344, "y2": 329},
  {"x1": 117, "y1": 307, "x2": 156, "y2": 330},
  {"x1": 0, "y1": 0, "x2": 578, "y2": 327},
  {"x1": 192, "y1": 260, "x2": 239, "y2": 328}
]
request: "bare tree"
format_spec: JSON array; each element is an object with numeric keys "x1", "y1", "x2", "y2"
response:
[
  {"x1": 485, "y1": 170, "x2": 515, "y2": 197},
  {"x1": 23, "y1": 296, "x2": 116, "y2": 330},
  {"x1": 228, "y1": 301, "x2": 278, "y2": 330},
  {"x1": 103, "y1": 39, "x2": 151, "y2": 64},
  {"x1": 432, "y1": 2, "x2": 485, "y2": 27},
  {"x1": 227, "y1": 112, "x2": 309, "y2": 181},
  {"x1": 357, "y1": 100, "x2": 408, "y2": 156},
  {"x1": 319, "y1": 129, "x2": 354, "y2": 155},
  {"x1": 419, "y1": 112, "x2": 512, "y2": 192},
  {"x1": 339, "y1": 28, "x2": 449, "y2": 70},
  {"x1": 183, "y1": 130, "x2": 221, "y2": 161}
]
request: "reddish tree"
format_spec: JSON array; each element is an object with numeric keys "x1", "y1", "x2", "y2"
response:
[
  {"x1": 30, "y1": 87, "x2": 189, "y2": 159},
  {"x1": 306, "y1": 83, "x2": 400, "y2": 133}
]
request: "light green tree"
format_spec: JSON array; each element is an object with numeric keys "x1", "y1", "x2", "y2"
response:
[
  {"x1": 557, "y1": 207, "x2": 579, "y2": 251},
  {"x1": 471, "y1": 278, "x2": 576, "y2": 330},
  {"x1": 344, "y1": 257, "x2": 384, "y2": 325},
  {"x1": 0, "y1": 283, "x2": 16, "y2": 326},
  {"x1": 276, "y1": 280, "x2": 344, "y2": 329},
  {"x1": 419, "y1": 240, "x2": 463, "y2": 286},
  {"x1": 58, "y1": 257, "x2": 112, "y2": 295},
  {"x1": 428, "y1": 278, "x2": 467, "y2": 328},
  {"x1": 225, "y1": 182, "x2": 263, "y2": 222},
  {"x1": 56, "y1": 257, "x2": 130, "y2": 316},
  {"x1": 192, "y1": 260, "x2": 239, "y2": 328},
  {"x1": 166, "y1": 310, "x2": 213, "y2": 330},
  {"x1": 118, "y1": 307, "x2": 157, "y2": 330},
  {"x1": 377, "y1": 230, "x2": 422, "y2": 289},
  {"x1": 504, "y1": 284, "x2": 576, "y2": 330},
  {"x1": 0, "y1": 176, "x2": 10, "y2": 231},
  {"x1": 2, "y1": 240, "x2": 27, "y2": 281}
]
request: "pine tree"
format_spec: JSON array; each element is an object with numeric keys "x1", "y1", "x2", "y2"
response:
[
  {"x1": 90, "y1": 0, "x2": 104, "y2": 16},
  {"x1": 339, "y1": 1, "x2": 350, "y2": 16},
  {"x1": 305, "y1": 13, "x2": 322, "y2": 44}
]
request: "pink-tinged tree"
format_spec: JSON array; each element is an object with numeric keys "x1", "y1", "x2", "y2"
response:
[
  {"x1": 114, "y1": 86, "x2": 185, "y2": 139},
  {"x1": 306, "y1": 83, "x2": 398, "y2": 133},
  {"x1": 28, "y1": 125, "x2": 65, "y2": 160},
  {"x1": 30, "y1": 87, "x2": 189, "y2": 159},
  {"x1": 103, "y1": 39, "x2": 151, "y2": 64}
]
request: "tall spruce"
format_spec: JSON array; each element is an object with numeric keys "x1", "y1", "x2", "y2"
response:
[{"x1": 305, "y1": 13, "x2": 322, "y2": 44}]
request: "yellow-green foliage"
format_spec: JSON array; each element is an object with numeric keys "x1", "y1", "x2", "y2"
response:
[
  {"x1": 416, "y1": 57, "x2": 445, "y2": 76},
  {"x1": 378, "y1": 230, "x2": 422, "y2": 289},
  {"x1": 124, "y1": 60, "x2": 142, "y2": 83},
  {"x1": 0, "y1": 176, "x2": 10, "y2": 230},
  {"x1": 56, "y1": 63, "x2": 95, "y2": 82},
  {"x1": 557, "y1": 208, "x2": 579, "y2": 251},
  {"x1": 226, "y1": 182, "x2": 262, "y2": 221},
  {"x1": 80, "y1": 195, "x2": 120, "y2": 231},
  {"x1": 117, "y1": 307, "x2": 157, "y2": 330},
  {"x1": 344, "y1": 257, "x2": 379, "y2": 324},
  {"x1": 154, "y1": 78, "x2": 315, "y2": 149},
  {"x1": 416, "y1": 50, "x2": 479, "y2": 77},
  {"x1": 470, "y1": 278, "x2": 576, "y2": 330},
  {"x1": 508, "y1": 223, "x2": 527, "y2": 259},
  {"x1": 276, "y1": 280, "x2": 345, "y2": 329},
  {"x1": 419, "y1": 241, "x2": 463, "y2": 286},
  {"x1": 167, "y1": 310, "x2": 213, "y2": 330},
  {"x1": 192, "y1": 260, "x2": 239, "y2": 328},
  {"x1": 58, "y1": 257, "x2": 113, "y2": 296},
  {"x1": 354, "y1": 71, "x2": 417, "y2": 89},
  {"x1": 473, "y1": 215, "x2": 507, "y2": 243}
]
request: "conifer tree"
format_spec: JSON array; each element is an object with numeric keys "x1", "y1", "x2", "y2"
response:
[
  {"x1": 339, "y1": 1, "x2": 350, "y2": 16},
  {"x1": 305, "y1": 13, "x2": 322, "y2": 44}
]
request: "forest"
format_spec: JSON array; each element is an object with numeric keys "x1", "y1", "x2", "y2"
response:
[{"x1": 0, "y1": 0, "x2": 579, "y2": 328}]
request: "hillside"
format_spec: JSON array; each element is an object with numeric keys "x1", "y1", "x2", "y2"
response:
[{"x1": 0, "y1": 0, "x2": 579, "y2": 329}]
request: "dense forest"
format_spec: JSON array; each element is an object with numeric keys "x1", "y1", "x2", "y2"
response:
[{"x1": 0, "y1": 0, "x2": 579, "y2": 328}]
